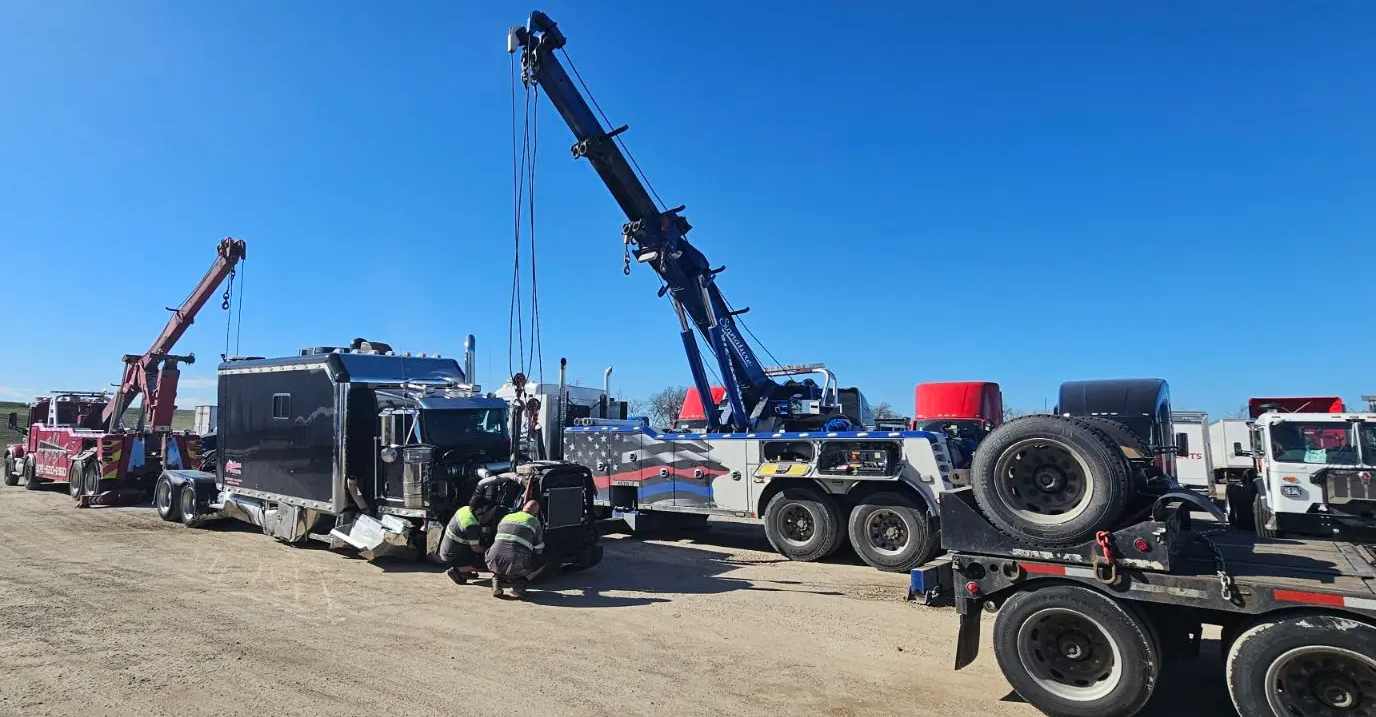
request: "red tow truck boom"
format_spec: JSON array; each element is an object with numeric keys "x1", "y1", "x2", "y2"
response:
[
  {"x1": 103, "y1": 237, "x2": 247, "y2": 433},
  {"x1": 3, "y1": 237, "x2": 246, "y2": 504}
]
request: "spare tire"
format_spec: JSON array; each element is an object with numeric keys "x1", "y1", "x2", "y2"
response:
[
  {"x1": 971, "y1": 415, "x2": 1133, "y2": 545},
  {"x1": 1070, "y1": 416, "x2": 1151, "y2": 461}
]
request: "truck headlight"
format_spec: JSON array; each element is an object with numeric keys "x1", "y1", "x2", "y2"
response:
[{"x1": 1281, "y1": 485, "x2": 1305, "y2": 499}]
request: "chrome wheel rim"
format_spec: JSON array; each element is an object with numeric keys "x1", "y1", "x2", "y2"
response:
[
  {"x1": 1265, "y1": 645, "x2": 1376, "y2": 716},
  {"x1": 995, "y1": 438, "x2": 1095, "y2": 525},
  {"x1": 155, "y1": 481, "x2": 172, "y2": 515}
]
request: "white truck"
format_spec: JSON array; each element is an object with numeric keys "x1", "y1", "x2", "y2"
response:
[{"x1": 1230, "y1": 411, "x2": 1376, "y2": 542}]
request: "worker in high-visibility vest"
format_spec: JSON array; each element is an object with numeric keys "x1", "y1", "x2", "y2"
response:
[
  {"x1": 485, "y1": 500, "x2": 546, "y2": 598},
  {"x1": 439, "y1": 494, "x2": 492, "y2": 585}
]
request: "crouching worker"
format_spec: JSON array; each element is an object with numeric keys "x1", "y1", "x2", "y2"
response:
[
  {"x1": 486, "y1": 500, "x2": 545, "y2": 599},
  {"x1": 439, "y1": 494, "x2": 492, "y2": 586}
]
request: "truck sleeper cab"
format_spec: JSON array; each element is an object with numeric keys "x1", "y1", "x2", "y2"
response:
[
  {"x1": 565, "y1": 424, "x2": 953, "y2": 572},
  {"x1": 156, "y1": 341, "x2": 602, "y2": 570}
]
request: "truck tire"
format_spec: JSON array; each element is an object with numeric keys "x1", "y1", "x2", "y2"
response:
[
  {"x1": 179, "y1": 484, "x2": 201, "y2": 527},
  {"x1": 154, "y1": 475, "x2": 181, "y2": 522},
  {"x1": 1069, "y1": 416, "x2": 1151, "y2": 461},
  {"x1": 971, "y1": 416, "x2": 1132, "y2": 546},
  {"x1": 22, "y1": 456, "x2": 40, "y2": 490},
  {"x1": 1225, "y1": 483, "x2": 1255, "y2": 530},
  {"x1": 83, "y1": 461, "x2": 102, "y2": 498},
  {"x1": 3, "y1": 454, "x2": 18, "y2": 486},
  {"x1": 762, "y1": 487, "x2": 844, "y2": 562},
  {"x1": 1226, "y1": 615, "x2": 1376, "y2": 717},
  {"x1": 847, "y1": 491, "x2": 939, "y2": 571},
  {"x1": 68, "y1": 464, "x2": 83, "y2": 499},
  {"x1": 994, "y1": 584, "x2": 1160, "y2": 717}
]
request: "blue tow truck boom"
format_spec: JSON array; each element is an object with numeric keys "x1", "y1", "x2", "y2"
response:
[{"x1": 508, "y1": 11, "x2": 834, "y2": 433}]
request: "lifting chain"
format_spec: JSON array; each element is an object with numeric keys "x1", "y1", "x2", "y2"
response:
[
  {"x1": 221, "y1": 268, "x2": 237, "y2": 310},
  {"x1": 1092, "y1": 530, "x2": 1118, "y2": 585},
  {"x1": 622, "y1": 238, "x2": 632, "y2": 276}
]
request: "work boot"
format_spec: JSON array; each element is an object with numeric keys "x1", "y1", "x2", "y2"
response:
[
  {"x1": 445, "y1": 567, "x2": 467, "y2": 586},
  {"x1": 491, "y1": 579, "x2": 504, "y2": 598},
  {"x1": 510, "y1": 580, "x2": 527, "y2": 599}
]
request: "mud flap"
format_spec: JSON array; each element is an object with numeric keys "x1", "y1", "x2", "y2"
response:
[{"x1": 954, "y1": 607, "x2": 982, "y2": 670}]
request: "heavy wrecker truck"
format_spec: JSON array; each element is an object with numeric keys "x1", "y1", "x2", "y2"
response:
[
  {"x1": 4, "y1": 237, "x2": 246, "y2": 504},
  {"x1": 509, "y1": 12, "x2": 955, "y2": 572}
]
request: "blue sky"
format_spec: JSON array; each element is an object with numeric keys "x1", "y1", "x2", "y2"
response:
[{"x1": 1, "y1": 1, "x2": 1371, "y2": 418}]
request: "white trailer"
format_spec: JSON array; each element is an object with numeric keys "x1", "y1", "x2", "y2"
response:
[
  {"x1": 1170, "y1": 410, "x2": 1210, "y2": 490},
  {"x1": 1208, "y1": 418, "x2": 1254, "y2": 484},
  {"x1": 193, "y1": 405, "x2": 217, "y2": 435}
]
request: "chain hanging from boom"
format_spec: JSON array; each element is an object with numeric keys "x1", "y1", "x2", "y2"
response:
[{"x1": 509, "y1": 50, "x2": 545, "y2": 386}]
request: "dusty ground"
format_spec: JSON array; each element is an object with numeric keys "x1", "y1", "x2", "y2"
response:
[{"x1": 0, "y1": 486, "x2": 1238, "y2": 717}]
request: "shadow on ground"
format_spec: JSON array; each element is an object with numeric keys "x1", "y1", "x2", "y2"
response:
[{"x1": 1000, "y1": 638, "x2": 1236, "y2": 717}]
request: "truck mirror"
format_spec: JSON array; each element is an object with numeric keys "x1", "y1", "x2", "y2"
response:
[
  {"x1": 1232, "y1": 441, "x2": 1252, "y2": 457},
  {"x1": 5, "y1": 412, "x2": 15, "y2": 430},
  {"x1": 1175, "y1": 432, "x2": 1189, "y2": 457}
]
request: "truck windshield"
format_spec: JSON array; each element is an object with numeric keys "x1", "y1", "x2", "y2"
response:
[
  {"x1": 1269, "y1": 422, "x2": 1360, "y2": 465},
  {"x1": 1359, "y1": 423, "x2": 1376, "y2": 464},
  {"x1": 914, "y1": 419, "x2": 987, "y2": 441},
  {"x1": 421, "y1": 408, "x2": 509, "y2": 448}
]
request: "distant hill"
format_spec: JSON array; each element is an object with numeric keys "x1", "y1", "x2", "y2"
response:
[{"x1": 0, "y1": 400, "x2": 196, "y2": 447}]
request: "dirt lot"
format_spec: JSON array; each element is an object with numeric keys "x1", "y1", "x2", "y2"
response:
[{"x1": 0, "y1": 486, "x2": 1238, "y2": 717}]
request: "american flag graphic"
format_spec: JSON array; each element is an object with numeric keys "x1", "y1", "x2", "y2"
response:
[{"x1": 563, "y1": 431, "x2": 727, "y2": 509}]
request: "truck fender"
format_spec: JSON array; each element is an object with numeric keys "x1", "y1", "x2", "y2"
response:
[
  {"x1": 1152, "y1": 490, "x2": 1227, "y2": 523},
  {"x1": 74, "y1": 447, "x2": 98, "y2": 466},
  {"x1": 6, "y1": 445, "x2": 26, "y2": 460}
]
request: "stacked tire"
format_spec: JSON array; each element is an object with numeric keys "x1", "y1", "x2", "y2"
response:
[{"x1": 969, "y1": 415, "x2": 1144, "y2": 546}]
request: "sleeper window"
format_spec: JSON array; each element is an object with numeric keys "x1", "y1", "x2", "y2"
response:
[{"x1": 272, "y1": 393, "x2": 291, "y2": 420}]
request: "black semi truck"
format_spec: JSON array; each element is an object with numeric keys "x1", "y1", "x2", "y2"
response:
[{"x1": 156, "y1": 338, "x2": 603, "y2": 570}]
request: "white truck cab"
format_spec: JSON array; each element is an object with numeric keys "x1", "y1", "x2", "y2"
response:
[{"x1": 1239, "y1": 411, "x2": 1376, "y2": 541}]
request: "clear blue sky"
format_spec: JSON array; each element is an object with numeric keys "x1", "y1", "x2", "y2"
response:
[{"x1": 1, "y1": 1, "x2": 1371, "y2": 418}]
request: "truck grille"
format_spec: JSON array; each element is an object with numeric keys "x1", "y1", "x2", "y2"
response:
[{"x1": 1324, "y1": 469, "x2": 1376, "y2": 505}]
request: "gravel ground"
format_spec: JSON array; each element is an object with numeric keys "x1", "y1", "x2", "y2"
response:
[{"x1": 0, "y1": 486, "x2": 1237, "y2": 717}]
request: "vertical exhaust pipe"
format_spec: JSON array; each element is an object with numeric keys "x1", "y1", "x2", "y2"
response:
[
  {"x1": 463, "y1": 334, "x2": 476, "y2": 385},
  {"x1": 555, "y1": 357, "x2": 568, "y2": 460},
  {"x1": 603, "y1": 366, "x2": 613, "y2": 419}
]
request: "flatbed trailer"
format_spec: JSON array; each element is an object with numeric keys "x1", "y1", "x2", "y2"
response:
[{"x1": 939, "y1": 487, "x2": 1376, "y2": 717}]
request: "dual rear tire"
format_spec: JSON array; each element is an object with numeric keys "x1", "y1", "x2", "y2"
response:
[
  {"x1": 154, "y1": 475, "x2": 201, "y2": 527},
  {"x1": 761, "y1": 488, "x2": 939, "y2": 572}
]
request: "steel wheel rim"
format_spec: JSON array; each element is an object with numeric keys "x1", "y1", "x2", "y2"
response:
[
  {"x1": 1265, "y1": 645, "x2": 1376, "y2": 716},
  {"x1": 865, "y1": 508, "x2": 909, "y2": 556},
  {"x1": 994, "y1": 438, "x2": 1095, "y2": 525},
  {"x1": 1016, "y1": 607, "x2": 1123, "y2": 702},
  {"x1": 180, "y1": 489, "x2": 196, "y2": 520},
  {"x1": 778, "y1": 503, "x2": 815, "y2": 546},
  {"x1": 155, "y1": 481, "x2": 172, "y2": 515}
]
